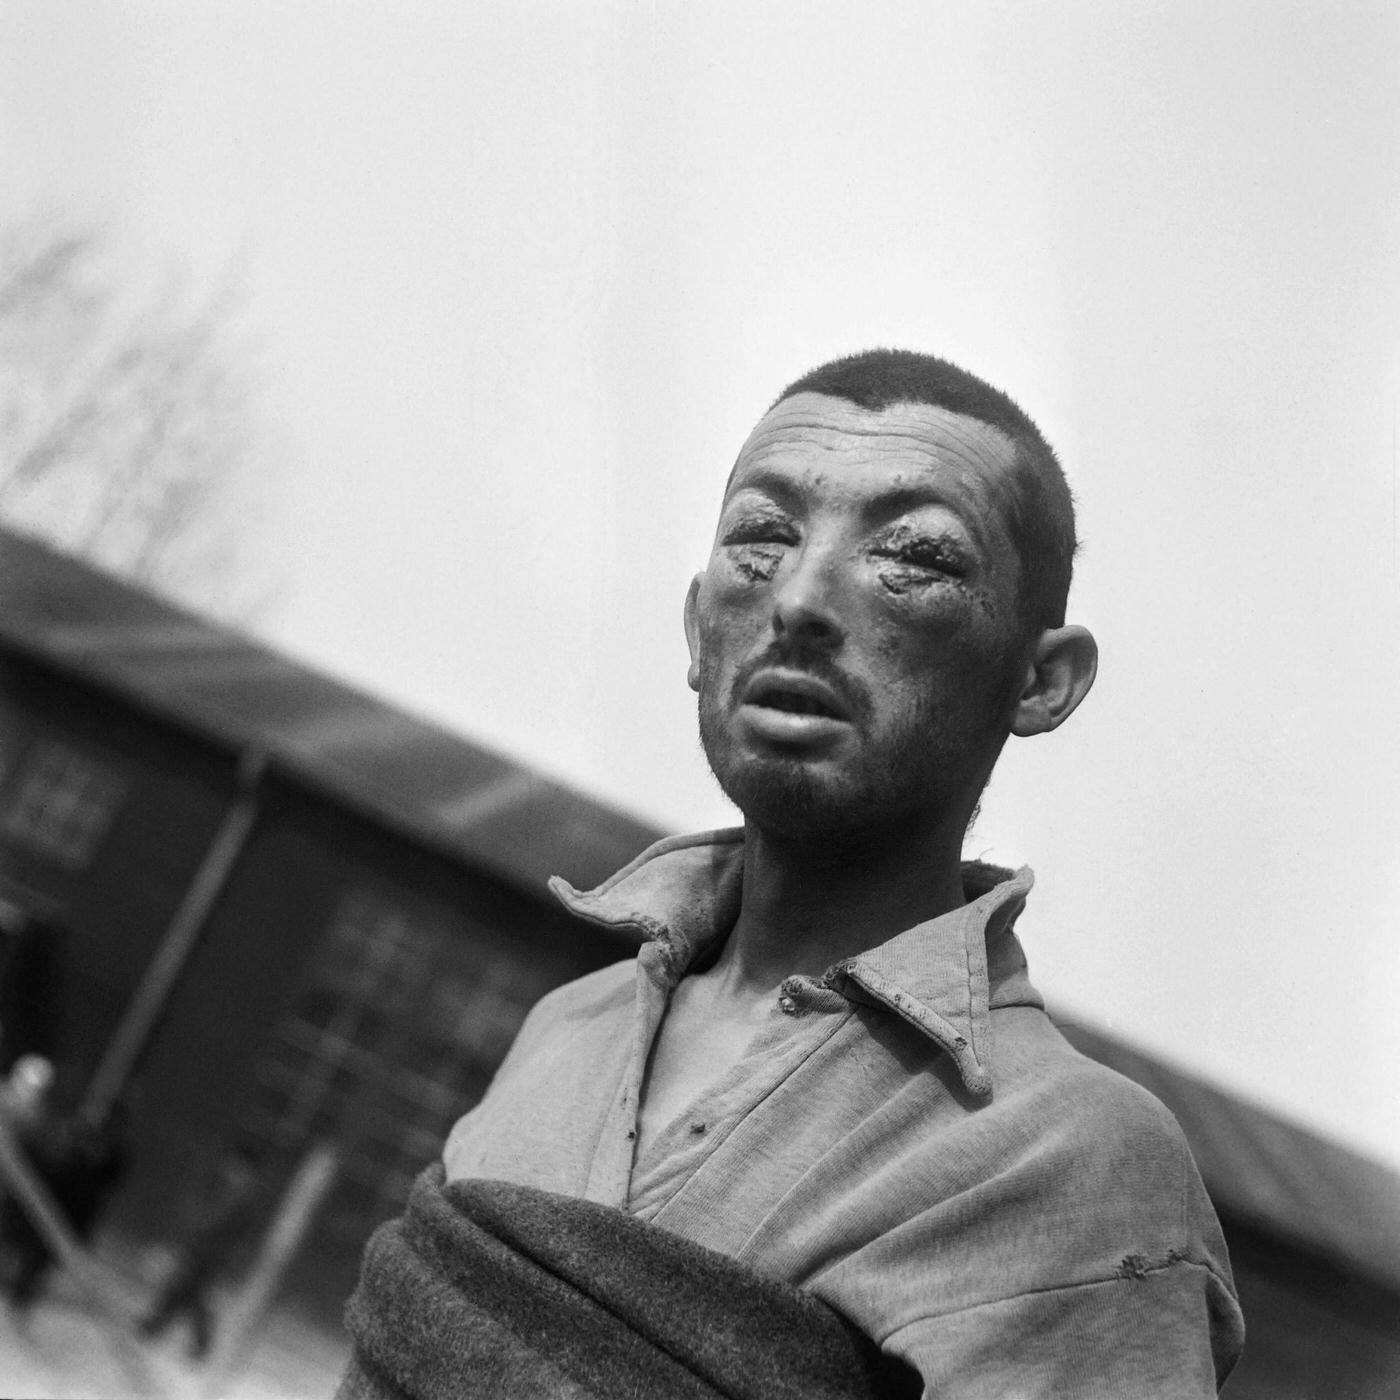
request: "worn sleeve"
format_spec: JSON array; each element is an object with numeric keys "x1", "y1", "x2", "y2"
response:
[{"x1": 885, "y1": 1254, "x2": 1240, "y2": 1399}]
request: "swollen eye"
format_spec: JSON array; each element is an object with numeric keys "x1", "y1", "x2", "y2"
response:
[
  {"x1": 719, "y1": 508, "x2": 798, "y2": 547},
  {"x1": 890, "y1": 545, "x2": 966, "y2": 575},
  {"x1": 725, "y1": 526, "x2": 793, "y2": 547}
]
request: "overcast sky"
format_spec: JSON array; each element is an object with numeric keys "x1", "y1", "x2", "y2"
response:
[{"x1": 3, "y1": 1, "x2": 1397, "y2": 1171}]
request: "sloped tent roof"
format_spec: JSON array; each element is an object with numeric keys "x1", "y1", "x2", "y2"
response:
[{"x1": 2, "y1": 526, "x2": 1397, "y2": 1293}]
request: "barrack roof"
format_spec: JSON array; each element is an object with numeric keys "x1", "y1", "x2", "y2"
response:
[{"x1": 0, "y1": 527, "x2": 658, "y2": 895}]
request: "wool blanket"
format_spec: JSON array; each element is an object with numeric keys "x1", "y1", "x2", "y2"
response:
[{"x1": 338, "y1": 1165, "x2": 919, "y2": 1400}]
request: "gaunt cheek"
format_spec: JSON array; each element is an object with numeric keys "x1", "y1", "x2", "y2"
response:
[{"x1": 698, "y1": 581, "x2": 772, "y2": 650}]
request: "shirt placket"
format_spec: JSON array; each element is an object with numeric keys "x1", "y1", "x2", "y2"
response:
[
  {"x1": 580, "y1": 939, "x2": 674, "y2": 1206},
  {"x1": 632, "y1": 979, "x2": 853, "y2": 1222}
]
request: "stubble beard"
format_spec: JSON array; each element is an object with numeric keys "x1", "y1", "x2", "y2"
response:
[{"x1": 696, "y1": 657, "x2": 1007, "y2": 845}]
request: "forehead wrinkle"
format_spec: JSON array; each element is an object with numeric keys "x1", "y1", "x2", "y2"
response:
[
  {"x1": 731, "y1": 430, "x2": 994, "y2": 496},
  {"x1": 736, "y1": 405, "x2": 1018, "y2": 489},
  {"x1": 753, "y1": 394, "x2": 1016, "y2": 451}
]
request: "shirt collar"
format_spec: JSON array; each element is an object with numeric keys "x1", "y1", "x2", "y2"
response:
[{"x1": 548, "y1": 829, "x2": 1042, "y2": 1098}]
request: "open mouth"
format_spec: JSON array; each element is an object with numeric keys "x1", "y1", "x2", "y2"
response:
[
  {"x1": 751, "y1": 688, "x2": 843, "y2": 719},
  {"x1": 741, "y1": 670, "x2": 851, "y2": 725}
]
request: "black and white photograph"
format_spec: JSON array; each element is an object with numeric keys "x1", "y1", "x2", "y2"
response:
[{"x1": 0, "y1": 4, "x2": 1396, "y2": 1397}]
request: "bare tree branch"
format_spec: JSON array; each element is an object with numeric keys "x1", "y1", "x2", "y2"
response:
[{"x1": 0, "y1": 221, "x2": 273, "y2": 620}]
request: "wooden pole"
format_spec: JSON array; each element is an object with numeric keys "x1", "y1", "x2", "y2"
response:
[
  {"x1": 200, "y1": 1139, "x2": 340, "y2": 1399},
  {"x1": 79, "y1": 748, "x2": 266, "y2": 1128}
]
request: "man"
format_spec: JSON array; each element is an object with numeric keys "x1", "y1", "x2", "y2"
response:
[{"x1": 349, "y1": 349, "x2": 1244, "y2": 1397}]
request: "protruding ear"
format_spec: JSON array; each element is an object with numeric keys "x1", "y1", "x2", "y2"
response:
[
  {"x1": 1009, "y1": 625, "x2": 1098, "y2": 737},
  {"x1": 683, "y1": 574, "x2": 704, "y2": 692}
]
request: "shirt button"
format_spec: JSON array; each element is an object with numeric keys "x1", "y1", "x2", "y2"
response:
[{"x1": 778, "y1": 994, "x2": 798, "y2": 1015}]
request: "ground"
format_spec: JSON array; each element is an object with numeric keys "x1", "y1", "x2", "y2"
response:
[{"x1": 0, "y1": 1241, "x2": 350, "y2": 1400}]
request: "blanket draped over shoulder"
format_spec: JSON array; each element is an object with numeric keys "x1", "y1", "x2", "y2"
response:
[{"x1": 338, "y1": 1165, "x2": 919, "y2": 1400}]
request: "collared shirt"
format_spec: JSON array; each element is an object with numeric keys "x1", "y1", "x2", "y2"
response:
[{"x1": 444, "y1": 830, "x2": 1245, "y2": 1398}]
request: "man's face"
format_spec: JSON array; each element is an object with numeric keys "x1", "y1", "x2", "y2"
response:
[{"x1": 686, "y1": 392, "x2": 1030, "y2": 840}]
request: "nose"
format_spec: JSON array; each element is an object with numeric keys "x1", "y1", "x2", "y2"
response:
[{"x1": 771, "y1": 545, "x2": 846, "y2": 653}]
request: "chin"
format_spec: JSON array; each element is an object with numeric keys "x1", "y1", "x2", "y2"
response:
[
  {"x1": 699, "y1": 709, "x2": 835, "y2": 834},
  {"x1": 718, "y1": 766, "x2": 853, "y2": 838},
  {"x1": 703, "y1": 740, "x2": 903, "y2": 842}
]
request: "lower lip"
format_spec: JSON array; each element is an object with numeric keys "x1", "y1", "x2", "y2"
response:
[{"x1": 737, "y1": 704, "x2": 850, "y2": 745}]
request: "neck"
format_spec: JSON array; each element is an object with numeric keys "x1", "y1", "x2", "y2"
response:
[{"x1": 712, "y1": 812, "x2": 970, "y2": 995}]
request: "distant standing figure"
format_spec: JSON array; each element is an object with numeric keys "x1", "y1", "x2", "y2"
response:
[
  {"x1": 0, "y1": 1059, "x2": 127, "y2": 1310},
  {"x1": 0, "y1": 1054, "x2": 57, "y2": 1305},
  {"x1": 140, "y1": 1147, "x2": 262, "y2": 1359}
]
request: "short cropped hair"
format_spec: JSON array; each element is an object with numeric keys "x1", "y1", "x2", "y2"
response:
[{"x1": 773, "y1": 349, "x2": 1076, "y2": 635}]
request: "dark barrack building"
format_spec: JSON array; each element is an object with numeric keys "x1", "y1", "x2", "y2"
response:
[{"x1": 1, "y1": 526, "x2": 1396, "y2": 1397}]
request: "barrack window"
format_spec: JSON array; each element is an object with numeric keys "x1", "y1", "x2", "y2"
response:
[
  {"x1": 0, "y1": 738, "x2": 128, "y2": 869},
  {"x1": 244, "y1": 886, "x2": 568, "y2": 1246}
]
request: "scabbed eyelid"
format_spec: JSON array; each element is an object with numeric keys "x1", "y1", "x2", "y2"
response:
[
  {"x1": 879, "y1": 543, "x2": 968, "y2": 575},
  {"x1": 877, "y1": 520, "x2": 967, "y2": 554}
]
